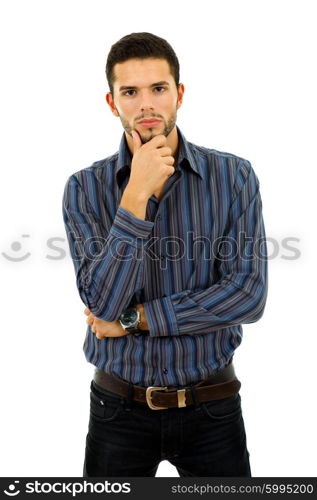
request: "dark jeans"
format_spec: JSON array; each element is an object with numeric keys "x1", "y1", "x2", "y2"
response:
[{"x1": 83, "y1": 380, "x2": 251, "y2": 477}]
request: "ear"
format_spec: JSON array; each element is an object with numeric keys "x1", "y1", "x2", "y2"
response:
[
  {"x1": 176, "y1": 83, "x2": 185, "y2": 110},
  {"x1": 105, "y1": 92, "x2": 119, "y2": 117}
]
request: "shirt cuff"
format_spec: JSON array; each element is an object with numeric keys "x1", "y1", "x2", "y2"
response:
[
  {"x1": 143, "y1": 296, "x2": 179, "y2": 337},
  {"x1": 109, "y1": 206, "x2": 154, "y2": 247}
]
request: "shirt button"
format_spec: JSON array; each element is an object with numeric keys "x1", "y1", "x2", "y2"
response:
[
  {"x1": 163, "y1": 368, "x2": 168, "y2": 374},
  {"x1": 156, "y1": 214, "x2": 161, "y2": 221}
]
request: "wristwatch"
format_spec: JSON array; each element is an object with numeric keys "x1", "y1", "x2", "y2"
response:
[{"x1": 119, "y1": 306, "x2": 141, "y2": 334}]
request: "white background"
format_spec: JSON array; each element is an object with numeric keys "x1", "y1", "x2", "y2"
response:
[{"x1": 0, "y1": 0, "x2": 316, "y2": 477}]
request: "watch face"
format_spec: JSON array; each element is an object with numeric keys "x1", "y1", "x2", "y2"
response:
[{"x1": 121, "y1": 307, "x2": 138, "y2": 327}]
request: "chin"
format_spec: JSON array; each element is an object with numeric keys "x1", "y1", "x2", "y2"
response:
[{"x1": 140, "y1": 134, "x2": 154, "y2": 144}]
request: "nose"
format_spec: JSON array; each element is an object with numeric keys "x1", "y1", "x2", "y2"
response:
[{"x1": 139, "y1": 90, "x2": 155, "y2": 113}]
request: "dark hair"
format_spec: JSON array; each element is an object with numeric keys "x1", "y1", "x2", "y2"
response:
[{"x1": 106, "y1": 32, "x2": 180, "y2": 94}]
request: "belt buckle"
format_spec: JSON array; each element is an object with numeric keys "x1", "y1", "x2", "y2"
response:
[{"x1": 145, "y1": 386, "x2": 187, "y2": 410}]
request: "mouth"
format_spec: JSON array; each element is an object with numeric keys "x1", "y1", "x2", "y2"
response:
[{"x1": 137, "y1": 119, "x2": 162, "y2": 128}]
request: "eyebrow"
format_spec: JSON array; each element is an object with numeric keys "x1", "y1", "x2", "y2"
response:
[{"x1": 119, "y1": 81, "x2": 170, "y2": 92}]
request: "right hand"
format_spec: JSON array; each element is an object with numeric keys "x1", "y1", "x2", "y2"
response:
[{"x1": 128, "y1": 129, "x2": 175, "y2": 199}]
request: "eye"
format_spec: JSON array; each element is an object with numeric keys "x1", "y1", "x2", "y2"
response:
[
  {"x1": 122, "y1": 87, "x2": 166, "y2": 96},
  {"x1": 123, "y1": 89, "x2": 136, "y2": 96}
]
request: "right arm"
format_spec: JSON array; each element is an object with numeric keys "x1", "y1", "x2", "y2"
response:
[
  {"x1": 62, "y1": 175, "x2": 153, "y2": 321},
  {"x1": 62, "y1": 130, "x2": 174, "y2": 321}
]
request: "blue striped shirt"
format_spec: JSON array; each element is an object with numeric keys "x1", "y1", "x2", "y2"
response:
[{"x1": 62, "y1": 125, "x2": 268, "y2": 387}]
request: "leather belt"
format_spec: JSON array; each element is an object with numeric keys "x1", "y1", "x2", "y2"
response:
[{"x1": 93, "y1": 361, "x2": 241, "y2": 410}]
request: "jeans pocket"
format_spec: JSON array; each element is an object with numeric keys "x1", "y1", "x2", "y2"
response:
[
  {"x1": 89, "y1": 383, "x2": 124, "y2": 423},
  {"x1": 200, "y1": 393, "x2": 242, "y2": 421}
]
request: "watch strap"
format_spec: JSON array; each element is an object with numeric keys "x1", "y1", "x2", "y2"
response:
[{"x1": 126, "y1": 326, "x2": 141, "y2": 334}]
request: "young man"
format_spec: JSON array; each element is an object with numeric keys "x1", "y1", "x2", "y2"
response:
[{"x1": 62, "y1": 32, "x2": 268, "y2": 477}]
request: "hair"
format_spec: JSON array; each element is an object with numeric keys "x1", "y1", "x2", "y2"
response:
[{"x1": 105, "y1": 32, "x2": 180, "y2": 95}]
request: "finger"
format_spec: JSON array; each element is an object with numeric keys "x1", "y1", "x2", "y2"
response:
[
  {"x1": 146, "y1": 134, "x2": 167, "y2": 148},
  {"x1": 163, "y1": 156, "x2": 175, "y2": 166},
  {"x1": 157, "y1": 146, "x2": 172, "y2": 157},
  {"x1": 131, "y1": 129, "x2": 142, "y2": 151},
  {"x1": 86, "y1": 312, "x2": 94, "y2": 324},
  {"x1": 84, "y1": 307, "x2": 90, "y2": 315},
  {"x1": 165, "y1": 165, "x2": 175, "y2": 177}
]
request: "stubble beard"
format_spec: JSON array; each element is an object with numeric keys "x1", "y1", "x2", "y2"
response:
[{"x1": 119, "y1": 111, "x2": 177, "y2": 144}]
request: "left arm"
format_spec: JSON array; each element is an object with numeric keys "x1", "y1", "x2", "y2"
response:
[{"x1": 141, "y1": 161, "x2": 268, "y2": 337}]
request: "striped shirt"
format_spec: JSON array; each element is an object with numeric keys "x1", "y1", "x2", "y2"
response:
[{"x1": 62, "y1": 125, "x2": 268, "y2": 387}]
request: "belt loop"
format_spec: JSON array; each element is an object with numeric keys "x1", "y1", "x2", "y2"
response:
[{"x1": 190, "y1": 383, "x2": 200, "y2": 410}]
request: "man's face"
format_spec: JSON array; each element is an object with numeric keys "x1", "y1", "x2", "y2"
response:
[{"x1": 107, "y1": 58, "x2": 184, "y2": 144}]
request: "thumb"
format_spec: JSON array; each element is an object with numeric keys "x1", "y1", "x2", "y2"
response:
[{"x1": 131, "y1": 129, "x2": 142, "y2": 152}]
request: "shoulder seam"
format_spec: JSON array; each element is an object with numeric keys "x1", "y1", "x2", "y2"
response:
[{"x1": 188, "y1": 142, "x2": 249, "y2": 164}]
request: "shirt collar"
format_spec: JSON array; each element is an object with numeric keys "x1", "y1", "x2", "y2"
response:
[{"x1": 115, "y1": 125, "x2": 203, "y2": 186}]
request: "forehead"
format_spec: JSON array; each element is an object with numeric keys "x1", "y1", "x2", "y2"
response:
[{"x1": 112, "y1": 58, "x2": 173, "y2": 89}]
